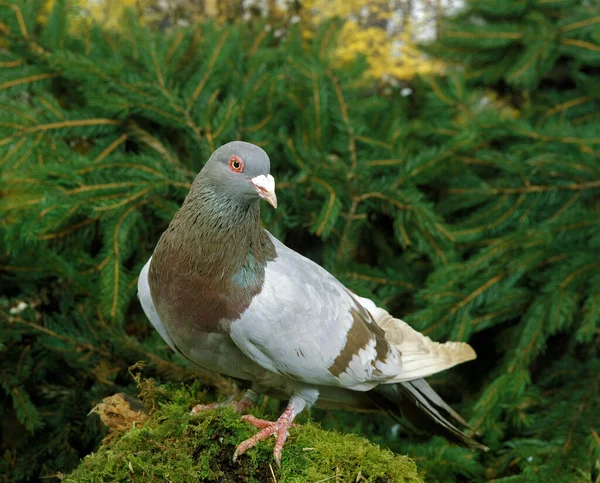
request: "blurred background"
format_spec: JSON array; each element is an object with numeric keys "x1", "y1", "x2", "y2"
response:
[{"x1": 1, "y1": 0, "x2": 599, "y2": 481}]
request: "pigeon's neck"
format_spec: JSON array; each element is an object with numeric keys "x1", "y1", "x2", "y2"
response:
[
  {"x1": 148, "y1": 179, "x2": 276, "y2": 336},
  {"x1": 158, "y1": 182, "x2": 276, "y2": 281}
]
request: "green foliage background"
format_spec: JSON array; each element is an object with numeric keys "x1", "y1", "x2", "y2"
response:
[{"x1": 1, "y1": 0, "x2": 599, "y2": 481}]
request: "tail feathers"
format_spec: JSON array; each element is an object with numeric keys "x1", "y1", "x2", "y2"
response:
[
  {"x1": 408, "y1": 378, "x2": 472, "y2": 430},
  {"x1": 356, "y1": 300, "x2": 477, "y2": 381},
  {"x1": 371, "y1": 379, "x2": 488, "y2": 451}
]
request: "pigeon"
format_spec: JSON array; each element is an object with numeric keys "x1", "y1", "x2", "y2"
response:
[{"x1": 138, "y1": 141, "x2": 487, "y2": 465}]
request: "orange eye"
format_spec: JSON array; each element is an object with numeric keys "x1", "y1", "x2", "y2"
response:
[{"x1": 229, "y1": 155, "x2": 244, "y2": 173}]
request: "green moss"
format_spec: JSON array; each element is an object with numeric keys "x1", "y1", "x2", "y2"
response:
[{"x1": 67, "y1": 382, "x2": 424, "y2": 482}]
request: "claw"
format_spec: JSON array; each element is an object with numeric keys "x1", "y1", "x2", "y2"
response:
[
  {"x1": 190, "y1": 392, "x2": 256, "y2": 416},
  {"x1": 190, "y1": 402, "x2": 223, "y2": 415},
  {"x1": 233, "y1": 405, "x2": 296, "y2": 465}
]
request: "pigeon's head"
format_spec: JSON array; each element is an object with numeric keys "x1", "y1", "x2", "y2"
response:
[{"x1": 202, "y1": 141, "x2": 277, "y2": 208}]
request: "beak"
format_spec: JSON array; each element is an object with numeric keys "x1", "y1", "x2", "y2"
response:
[{"x1": 250, "y1": 174, "x2": 277, "y2": 209}]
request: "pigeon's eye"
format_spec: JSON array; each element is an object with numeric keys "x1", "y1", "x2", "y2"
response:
[{"x1": 229, "y1": 155, "x2": 244, "y2": 173}]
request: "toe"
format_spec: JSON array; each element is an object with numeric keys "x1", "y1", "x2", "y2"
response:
[
  {"x1": 241, "y1": 414, "x2": 274, "y2": 429},
  {"x1": 272, "y1": 424, "x2": 289, "y2": 466},
  {"x1": 233, "y1": 407, "x2": 297, "y2": 465},
  {"x1": 190, "y1": 403, "x2": 214, "y2": 414},
  {"x1": 233, "y1": 425, "x2": 277, "y2": 463}
]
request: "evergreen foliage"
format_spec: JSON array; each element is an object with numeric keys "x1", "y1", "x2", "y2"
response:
[{"x1": 0, "y1": 0, "x2": 599, "y2": 481}]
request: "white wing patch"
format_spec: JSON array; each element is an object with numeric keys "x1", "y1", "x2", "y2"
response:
[{"x1": 337, "y1": 337, "x2": 378, "y2": 388}]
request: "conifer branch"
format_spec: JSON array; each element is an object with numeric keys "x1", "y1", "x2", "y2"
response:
[
  {"x1": 452, "y1": 194, "x2": 526, "y2": 236},
  {"x1": 27, "y1": 118, "x2": 120, "y2": 133},
  {"x1": 248, "y1": 28, "x2": 268, "y2": 58},
  {"x1": 93, "y1": 134, "x2": 128, "y2": 163},
  {"x1": 38, "y1": 218, "x2": 98, "y2": 240},
  {"x1": 543, "y1": 96, "x2": 594, "y2": 119},
  {"x1": 560, "y1": 16, "x2": 600, "y2": 32},
  {"x1": 0, "y1": 58, "x2": 24, "y2": 67},
  {"x1": 37, "y1": 97, "x2": 64, "y2": 119},
  {"x1": 110, "y1": 200, "x2": 147, "y2": 318},
  {"x1": 343, "y1": 272, "x2": 414, "y2": 289},
  {"x1": 0, "y1": 72, "x2": 58, "y2": 90},
  {"x1": 0, "y1": 1, "x2": 28, "y2": 37},
  {"x1": 2, "y1": 311, "x2": 112, "y2": 358},
  {"x1": 244, "y1": 114, "x2": 273, "y2": 132},
  {"x1": 327, "y1": 70, "x2": 357, "y2": 172},
  {"x1": 517, "y1": 128, "x2": 600, "y2": 146},
  {"x1": 355, "y1": 192, "x2": 411, "y2": 210},
  {"x1": 422, "y1": 230, "x2": 448, "y2": 265},
  {"x1": 365, "y1": 159, "x2": 406, "y2": 167},
  {"x1": 310, "y1": 176, "x2": 337, "y2": 236},
  {"x1": 319, "y1": 22, "x2": 338, "y2": 60},
  {"x1": 561, "y1": 38, "x2": 600, "y2": 53},
  {"x1": 448, "y1": 180, "x2": 600, "y2": 195},
  {"x1": 187, "y1": 30, "x2": 230, "y2": 108},
  {"x1": 337, "y1": 198, "x2": 359, "y2": 261},
  {"x1": 312, "y1": 72, "x2": 323, "y2": 149}
]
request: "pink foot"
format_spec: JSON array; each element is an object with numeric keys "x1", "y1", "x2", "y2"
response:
[
  {"x1": 190, "y1": 397, "x2": 254, "y2": 415},
  {"x1": 233, "y1": 406, "x2": 295, "y2": 466}
]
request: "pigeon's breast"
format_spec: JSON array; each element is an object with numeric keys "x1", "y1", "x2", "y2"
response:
[
  {"x1": 142, "y1": 255, "x2": 269, "y2": 382},
  {"x1": 149, "y1": 256, "x2": 259, "y2": 335}
]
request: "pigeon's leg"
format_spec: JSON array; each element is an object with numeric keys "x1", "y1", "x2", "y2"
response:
[
  {"x1": 191, "y1": 389, "x2": 259, "y2": 415},
  {"x1": 233, "y1": 393, "x2": 308, "y2": 467}
]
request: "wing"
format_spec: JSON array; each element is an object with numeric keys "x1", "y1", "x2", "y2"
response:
[
  {"x1": 138, "y1": 257, "x2": 178, "y2": 352},
  {"x1": 356, "y1": 295, "x2": 477, "y2": 381},
  {"x1": 228, "y1": 234, "x2": 403, "y2": 391}
]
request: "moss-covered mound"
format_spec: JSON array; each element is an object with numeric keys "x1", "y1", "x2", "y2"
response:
[{"x1": 67, "y1": 382, "x2": 424, "y2": 482}]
